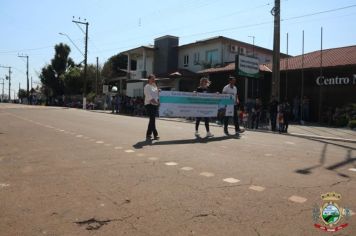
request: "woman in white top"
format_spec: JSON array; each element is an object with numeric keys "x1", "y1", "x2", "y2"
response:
[{"x1": 144, "y1": 74, "x2": 159, "y2": 140}]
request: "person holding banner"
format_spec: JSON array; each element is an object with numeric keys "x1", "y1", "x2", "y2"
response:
[
  {"x1": 194, "y1": 77, "x2": 214, "y2": 138},
  {"x1": 144, "y1": 74, "x2": 160, "y2": 140},
  {"x1": 222, "y1": 76, "x2": 242, "y2": 135}
]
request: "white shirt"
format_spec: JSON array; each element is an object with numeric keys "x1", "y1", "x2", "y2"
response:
[
  {"x1": 222, "y1": 84, "x2": 238, "y2": 104},
  {"x1": 144, "y1": 84, "x2": 159, "y2": 105}
]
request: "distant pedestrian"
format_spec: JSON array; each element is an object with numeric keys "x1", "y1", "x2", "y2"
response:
[
  {"x1": 282, "y1": 99, "x2": 291, "y2": 132},
  {"x1": 194, "y1": 77, "x2": 214, "y2": 138},
  {"x1": 251, "y1": 98, "x2": 262, "y2": 129},
  {"x1": 269, "y1": 97, "x2": 278, "y2": 131},
  {"x1": 222, "y1": 76, "x2": 242, "y2": 136},
  {"x1": 277, "y1": 103, "x2": 284, "y2": 133},
  {"x1": 144, "y1": 74, "x2": 160, "y2": 140},
  {"x1": 111, "y1": 95, "x2": 116, "y2": 114}
]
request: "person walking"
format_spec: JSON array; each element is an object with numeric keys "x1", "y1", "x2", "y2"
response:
[
  {"x1": 144, "y1": 74, "x2": 159, "y2": 140},
  {"x1": 222, "y1": 76, "x2": 242, "y2": 135},
  {"x1": 195, "y1": 77, "x2": 214, "y2": 138}
]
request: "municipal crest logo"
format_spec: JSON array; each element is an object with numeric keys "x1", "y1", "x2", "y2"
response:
[{"x1": 313, "y1": 192, "x2": 351, "y2": 232}]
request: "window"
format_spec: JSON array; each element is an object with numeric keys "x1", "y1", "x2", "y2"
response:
[
  {"x1": 206, "y1": 49, "x2": 218, "y2": 65},
  {"x1": 183, "y1": 55, "x2": 189, "y2": 67},
  {"x1": 194, "y1": 52, "x2": 200, "y2": 65}
]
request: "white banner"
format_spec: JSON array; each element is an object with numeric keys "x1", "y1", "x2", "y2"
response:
[{"x1": 159, "y1": 91, "x2": 234, "y2": 117}]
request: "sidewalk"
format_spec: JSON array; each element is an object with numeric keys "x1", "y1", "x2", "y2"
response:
[{"x1": 89, "y1": 109, "x2": 356, "y2": 143}]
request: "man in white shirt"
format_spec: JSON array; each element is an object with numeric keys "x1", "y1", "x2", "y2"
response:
[{"x1": 222, "y1": 76, "x2": 241, "y2": 135}]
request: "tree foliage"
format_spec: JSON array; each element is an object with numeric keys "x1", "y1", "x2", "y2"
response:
[{"x1": 40, "y1": 43, "x2": 76, "y2": 97}]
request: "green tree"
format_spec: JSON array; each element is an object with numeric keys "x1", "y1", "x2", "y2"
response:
[
  {"x1": 101, "y1": 53, "x2": 136, "y2": 79},
  {"x1": 18, "y1": 89, "x2": 28, "y2": 100},
  {"x1": 40, "y1": 43, "x2": 75, "y2": 98}
]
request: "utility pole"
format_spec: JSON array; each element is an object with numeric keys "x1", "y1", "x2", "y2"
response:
[
  {"x1": 72, "y1": 17, "x2": 89, "y2": 109},
  {"x1": 271, "y1": 0, "x2": 281, "y2": 101},
  {"x1": 0, "y1": 66, "x2": 11, "y2": 101},
  {"x1": 0, "y1": 78, "x2": 4, "y2": 102},
  {"x1": 248, "y1": 36, "x2": 255, "y2": 57},
  {"x1": 18, "y1": 54, "x2": 29, "y2": 104},
  {"x1": 96, "y1": 57, "x2": 99, "y2": 95}
]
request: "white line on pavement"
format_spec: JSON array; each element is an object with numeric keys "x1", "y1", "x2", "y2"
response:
[
  {"x1": 125, "y1": 150, "x2": 135, "y2": 153},
  {"x1": 0, "y1": 183, "x2": 10, "y2": 188},
  {"x1": 288, "y1": 195, "x2": 307, "y2": 203},
  {"x1": 200, "y1": 172, "x2": 215, "y2": 177},
  {"x1": 181, "y1": 167, "x2": 193, "y2": 171},
  {"x1": 165, "y1": 162, "x2": 178, "y2": 166},
  {"x1": 348, "y1": 168, "x2": 356, "y2": 172},
  {"x1": 223, "y1": 178, "x2": 240, "y2": 183},
  {"x1": 114, "y1": 146, "x2": 123, "y2": 150},
  {"x1": 148, "y1": 157, "x2": 159, "y2": 161},
  {"x1": 285, "y1": 141, "x2": 296, "y2": 145},
  {"x1": 249, "y1": 185, "x2": 265, "y2": 192},
  {"x1": 96, "y1": 141, "x2": 104, "y2": 144}
]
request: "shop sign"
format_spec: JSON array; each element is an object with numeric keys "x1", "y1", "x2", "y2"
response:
[
  {"x1": 235, "y1": 55, "x2": 259, "y2": 78},
  {"x1": 316, "y1": 75, "x2": 356, "y2": 86}
]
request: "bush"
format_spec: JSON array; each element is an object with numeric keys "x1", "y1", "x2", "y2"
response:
[
  {"x1": 334, "y1": 115, "x2": 349, "y2": 127},
  {"x1": 348, "y1": 120, "x2": 356, "y2": 129}
]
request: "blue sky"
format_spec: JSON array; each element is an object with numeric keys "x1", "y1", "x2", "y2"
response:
[{"x1": 1, "y1": 0, "x2": 355, "y2": 97}]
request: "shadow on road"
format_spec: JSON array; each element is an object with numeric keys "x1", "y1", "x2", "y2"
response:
[
  {"x1": 295, "y1": 138, "x2": 356, "y2": 178},
  {"x1": 133, "y1": 135, "x2": 239, "y2": 149}
]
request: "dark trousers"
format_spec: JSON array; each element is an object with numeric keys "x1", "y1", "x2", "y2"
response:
[
  {"x1": 224, "y1": 105, "x2": 240, "y2": 132},
  {"x1": 251, "y1": 112, "x2": 261, "y2": 129},
  {"x1": 145, "y1": 105, "x2": 158, "y2": 137},
  {"x1": 196, "y1": 117, "x2": 209, "y2": 132}
]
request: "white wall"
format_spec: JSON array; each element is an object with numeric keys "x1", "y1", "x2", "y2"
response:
[
  {"x1": 178, "y1": 42, "x2": 223, "y2": 73},
  {"x1": 177, "y1": 40, "x2": 274, "y2": 73}
]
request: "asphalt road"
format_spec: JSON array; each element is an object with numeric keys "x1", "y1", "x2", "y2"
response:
[{"x1": 0, "y1": 104, "x2": 355, "y2": 236}]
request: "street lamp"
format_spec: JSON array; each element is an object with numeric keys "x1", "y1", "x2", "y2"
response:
[
  {"x1": 248, "y1": 36, "x2": 255, "y2": 57},
  {"x1": 59, "y1": 32, "x2": 84, "y2": 56}
]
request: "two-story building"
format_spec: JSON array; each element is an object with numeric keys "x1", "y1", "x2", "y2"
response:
[{"x1": 117, "y1": 35, "x2": 279, "y2": 97}]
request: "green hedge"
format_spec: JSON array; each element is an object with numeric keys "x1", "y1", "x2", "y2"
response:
[{"x1": 349, "y1": 120, "x2": 356, "y2": 129}]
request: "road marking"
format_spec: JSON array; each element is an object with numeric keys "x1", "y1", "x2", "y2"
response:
[
  {"x1": 165, "y1": 162, "x2": 178, "y2": 166},
  {"x1": 58, "y1": 129, "x2": 65, "y2": 132},
  {"x1": 136, "y1": 153, "x2": 145, "y2": 157},
  {"x1": 264, "y1": 153, "x2": 273, "y2": 157},
  {"x1": 348, "y1": 168, "x2": 356, "y2": 172},
  {"x1": 285, "y1": 141, "x2": 296, "y2": 145},
  {"x1": 200, "y1": 172, "x2": 215, "y2": 177},
  {"x1": 249, "y1": 185, "x2": 265, "y2": 192},
  {"x1": 288, "y1": 195, "x2": 307, "y2": 203},
  {"x1": 0, "y1": 183, "x2": 10, "y2": 188},
  {"x1": 125, "y1": 150, "x2": 135, "y2": 153},
  {"x1": 104, "y1": 144, "x2": 112, "y2": 147},
  {"x1": 100, "y1": 203, "x2": 105, "y2": 207},
  {"x1": 76, "y1": 135, "x2": 83, "y2": 138},
  {"x1": 96, "y1": 141, "x2": 104, "y2": 144},
  {"x1": 114, "y1": 146, "x2": 123, "y2": 150},
  {"x1": 148, "y1": 157, "x2": 159, "y2": 161},
  {"x1": 181, "y1": 167, "x2": 193, "y2": 171},
  {"x1": 223, "y1": 178, "x2": 240, "y2": 183}
]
